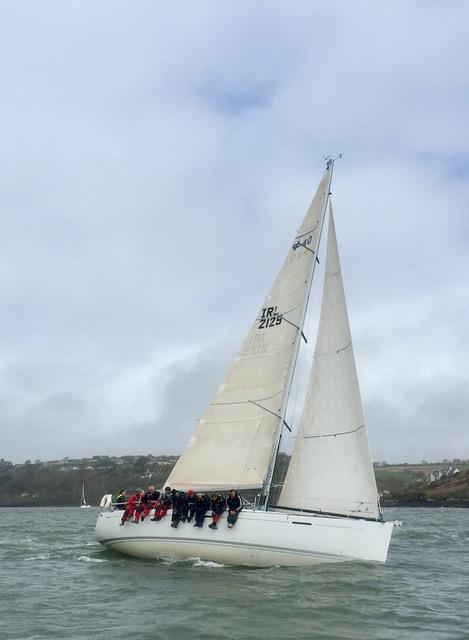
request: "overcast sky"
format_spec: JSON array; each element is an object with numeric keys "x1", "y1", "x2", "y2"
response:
[{"x1": 1, "y1": 1, "x2": 468, "y2": 464}]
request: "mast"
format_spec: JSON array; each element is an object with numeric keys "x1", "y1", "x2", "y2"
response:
[{"x1": 261, "y1": 159, "x2": 336, "y2": 507}]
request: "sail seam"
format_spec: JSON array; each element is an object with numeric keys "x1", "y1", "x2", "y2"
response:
[
  {"x1": 212, "y1": 389, "x2": 283, "y2": 407},
  {"x1": 302, "y1": 424, "x2": 365, "y2": 439}
]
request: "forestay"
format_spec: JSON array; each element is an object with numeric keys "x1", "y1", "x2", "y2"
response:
[
  {"x1": 279, "y1": 208, "x2": 381, "y2": 520},
  {"x1": 166, "y1": 168, "x2": 333, "y2": 491}
]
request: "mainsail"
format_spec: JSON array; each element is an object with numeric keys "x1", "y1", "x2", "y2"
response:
[
  {"x1": 167, "y1": 167, "x2": 333, "y2": 491},
  {"x1": 279, "y1": 208, "x2": 380, "y2": 520}
]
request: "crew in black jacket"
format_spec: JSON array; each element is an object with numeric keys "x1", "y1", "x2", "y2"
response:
[
  {"x1": 193, "y1": 493, "x2": 211, "y2": 527},
  {"x1": 170, "y1": 490, "x2": 187, "y2": 528},
  {"x1": 208, "y1": 494, "x2": 226, "y2": 530},
  {"x1": 226, "y1": 490, "x2": 243, "y2": 528},
  {"x1": 186, "y1": 489, "x2": 196, "y2": 523}
]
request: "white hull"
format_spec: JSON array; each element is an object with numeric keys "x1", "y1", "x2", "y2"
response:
[
  {"x1": 81, "y1": 504, "x2": 92, "y2": 508},
  {"x1": 95, "y1": 508, "x2": 393, "y2": 567}
]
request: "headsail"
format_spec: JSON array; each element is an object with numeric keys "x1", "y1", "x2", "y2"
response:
[
  {"x1": 166, "y1": 167, "x2": 333, "y2": 491},
  {"x1": 278, "y1": 207, "x2": 381, "y2": 520}
]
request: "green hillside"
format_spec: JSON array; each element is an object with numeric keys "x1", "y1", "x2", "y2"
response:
[{"x1": 1, "y1": 456, "x2": 468, "y2": 507}]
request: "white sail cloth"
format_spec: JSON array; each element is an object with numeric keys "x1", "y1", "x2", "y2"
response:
[
  {"x1": 279, "y1": 209, "x2": 380, "y2": 520},
  {"x1": 166, "y1": 168, "x2": 333, "y2": 491}
]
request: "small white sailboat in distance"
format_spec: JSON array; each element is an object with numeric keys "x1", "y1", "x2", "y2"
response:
[
  {"x1": 96, "y1": 159, "x2": 394, "y2": 566},
  {"x1": 80, "y1": 482, "x2": 91, "y2": 508}
]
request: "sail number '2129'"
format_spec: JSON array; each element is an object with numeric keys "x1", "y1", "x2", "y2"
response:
[{"x1": 258, "y1": 306, "x2": 283, "y2": 329}]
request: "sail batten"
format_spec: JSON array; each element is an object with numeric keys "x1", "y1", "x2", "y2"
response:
[
  {"x1": 166, "y1": 169, "x2": 333, "y2": 491},
  {"x1": 279, "y1": 207, "x2": 380, "y2": 520}
]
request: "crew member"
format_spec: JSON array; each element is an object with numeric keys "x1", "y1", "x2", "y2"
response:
[
  {"x1": 115, "y1": 489, "x2": 127, "y2": 510},
  {"x1": 170, "y1": 490, "x2": 187, "y2": 528},
  {"x1": 208, "y1": 494, "x2": 226, "y2": 530},
  {"x1": 151, "y1": 486, "x2": 172, "y2": 521},
  {"x1": 120, "y1": 490, "x2": 143, "y2": 525},
  {"x1": 134, "y1": 485, "x2": 160, "y2": 523},
  {"x1": 185, "y1": 489, "x2": 196, "y2": 523},
  {"x1": 226, "y1": 489, "x2": 243, "y2": 528},
  {"x1": 193, "y1": 493, "x2": 211, "y2": 527}
]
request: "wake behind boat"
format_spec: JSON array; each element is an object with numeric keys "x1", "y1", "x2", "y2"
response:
[{"x1": 96, "y1": 160, "x2": 394, "y2": 566}]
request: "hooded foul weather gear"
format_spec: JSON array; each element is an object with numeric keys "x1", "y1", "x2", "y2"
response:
[
  {"x1": 226, "y1": 492, "x2": 243, "y2": 527},
  {"x1": 194, "y1": 494, "x2": 211, "y2": 527}
]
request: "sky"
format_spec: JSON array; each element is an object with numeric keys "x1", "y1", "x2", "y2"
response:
[{"x1": 1, "y1": 1, "x2": 468, "y2": 464}]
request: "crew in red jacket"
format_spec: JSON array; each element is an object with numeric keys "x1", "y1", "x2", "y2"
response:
[
  {"x1": 133, "y1": 485, "x2": 160, "y2": 523},
  {"x1": 120, "y1": 490, "x2": 143, "y2": 525},
  {"x1": 151, "y1": 486, "x2": 172, "y2": 521}
]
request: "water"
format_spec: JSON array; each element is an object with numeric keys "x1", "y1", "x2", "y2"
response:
[{"x1": 0, "y1": 508, "x2": 467, "y2": 640}]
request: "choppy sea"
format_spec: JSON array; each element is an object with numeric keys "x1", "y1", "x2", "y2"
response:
[{"x1": 0, "y1": 507, "x2": 467, "y2": 640}]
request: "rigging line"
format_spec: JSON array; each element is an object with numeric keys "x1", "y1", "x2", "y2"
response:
[
  {"x1": 336, "y1": 341, "x2": 351, "y2": 354},
  {"x1": 248, "y1": 401, "x2": 292, "y2": 432},
  {"x1": 303, "y1": 424, "x2": 365, "y2": 439},
  {"x1": 281, "y1": 316, "x2": 300, "y2": 331},
  {"x1": 248, "y1": 401, "x2": 282, "y2": 421}
]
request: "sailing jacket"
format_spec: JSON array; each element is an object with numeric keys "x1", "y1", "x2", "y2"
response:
[
  {"x1": 211, "y1": 495, "x2": 226, "y2": 515},
  {"x1": 194, "y1": 494, "x2": 211, "y2": 514},
  {"x1": 159, "y1": 490, "x2": 172, "y2": 506},
  {"x1": 126, "y1": 493, "x2": 141, "y2": 509},
  {"x1": 170, "y1": 491, "x2": 186, "y2": 513},
  {"x1": 115, "y1": 492, "x2": 126, "y2": 508},
  {"x1": 226, "y1": 494, "x2": 243, "y2": 513},
  {"x1": 141, "y1": 491, "x2": 160, "y2": 506}
]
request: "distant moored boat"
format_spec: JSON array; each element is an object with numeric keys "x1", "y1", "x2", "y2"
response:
[{"x1": 80, "y1": 482, "x2": 91, "y2": 508}]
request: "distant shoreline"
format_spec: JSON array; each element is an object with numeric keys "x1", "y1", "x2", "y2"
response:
[{"x1": 1, "y1": 455, "x2": 467, "y2": 509}]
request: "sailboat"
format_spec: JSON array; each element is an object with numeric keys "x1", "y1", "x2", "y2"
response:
[
  {"x1": 80, "y1": 482, "x2": 91, "y2": 508},
  {"x1": 96, "y1": 160, "x2": 394, "y2": 566}
]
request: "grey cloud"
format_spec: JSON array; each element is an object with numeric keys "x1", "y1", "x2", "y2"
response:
[{"x1": 1, "y1": 1, "x2": 468, "y2": 462}]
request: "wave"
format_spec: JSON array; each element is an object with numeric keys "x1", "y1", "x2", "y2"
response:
[
  {"x1": 189, "y1": 557, "x2": 225, "y2": 568},
  {"x1": 77, "y1": 555, "x2": 108, "y2": 563},
  {"x1": 25, "y1": 553, "x2": 50, "y2": 561},
  {"x1": 159, "y1": 555, "x2": 225, "y2": 568}
]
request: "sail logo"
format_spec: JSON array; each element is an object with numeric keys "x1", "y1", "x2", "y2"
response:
[
  {"x1": 292, "y1": 234, "x2": 313, "y2": 251},
  {"x1": 258, "y1": 306, "x2": 283, "y2": 329}
]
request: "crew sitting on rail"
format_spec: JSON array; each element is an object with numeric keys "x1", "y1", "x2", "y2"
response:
[
  {"x1": 185, "y1": 489, "x2": 196, "y2": 523},
  {"x1": 120, "y1": 490, "x2": 143, "y2": 525},
  {"x1": 134, "y1": 485, "x2": 160, "y2": 523},
  {"x1": 226, "y1": 490, "x2": 243, "y2": 528},
  {"x1": 193, "y1": 493, "x2": 211, "y2": 527},
  {"x1": 170, "y1": 490, "x2": 187, "y2": 528},
  {"x1": 151, "y1": 486, "x2": 172, "y2": 521},
  {"x1": 208, "y1": 494, "x2": 226, "y2": 530}
]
